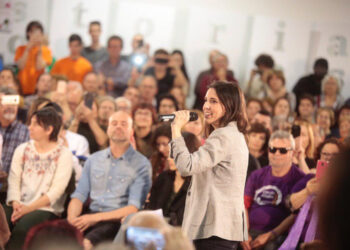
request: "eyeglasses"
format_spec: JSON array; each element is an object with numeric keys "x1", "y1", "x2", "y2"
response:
[
  {"x1": 321, "y1": 152, "x2": 338, "y2": 157},
  {"x1": 268, "y1": 147, "x2": 292, "y2": 154}
]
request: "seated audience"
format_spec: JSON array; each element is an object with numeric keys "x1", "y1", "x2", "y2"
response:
[
  {"x1": 51, "y1": 34, "x2": 93, "y2": 84},
  {"x1": 81, "y1": 21, "x2": 108, "y2": 65},
  {"x1": 170, "y1": 86, "x2": 187, "y2": 110},
  {"x1": 247, "y1": 123, "x2": 270, "y2": 171},
  {"x1": 157, "y1": 94, "x2": 179, "y2": 115},
  {"x1": 317, "y1": 74, "x2": 344, "y2": 111},
  {"x1": 314, "y1": 107, "x2": 334, "y2": 146},
  {"x1": 272, "y1": 97, "x2": 294, "y2": 131},
  {"x1": 97, "y1": 96, "x2": 117, "y2": 132},
  {"x1": 297, "y1": 94, "x2": 316, "y2": 123},
  {"x1": 150, "y1": 123, "x2": 172, "y2": 181},
  {"x1": 183, "y1": 109, "x2": 205, "y2": 144},
  {"x1": 144, "y1": 49, "x2": 187, "y2": 98},
  {"x1": 82, "y1": 72, "x2": 104, "y2": 96},
  {"x1": 0, "y1": 67, "x2": 19, "y2": 93},
  {"x1": 3, "y1": 107, "x2": 73, "y2": 250},
  {"x1": 15, "y1": 21, "x2": 52, "y2": 95},
  {"x1": 115, "y1": 97, "x2": 132, "y2": 114},
  {"x1": 123, "y1": 86, "x2": 141, "y2": 110},
  {"x1": 339, "y1": 116, "x2": 350, "y2": 142},
  {"x1": 251, "y1": 110, "x2": 272, "y2": 132},
  {"x1": 246, "y1": 98, "x2": 263, "y2": 123},
  {"x1": 293, "y1": 119, "x2": 316, "y2": 172},
  {"x1": 67, "y1": 111, "x2": 152, "y2": 249},
  {"x1": 69, "y1": 97, "x2": 108, "y2": 153},
  {"x1": 147, "y1": 132, "x2": 199, "y2": 226},
  {"x1": 24, "y1": 73, "x2": 53, "y2": 109},
  {"x1": 132, "y1": 103, "x2": 157, "y2": 158},
  {"x1": 23, "y1": 220, "x2": 83, "y2": 250},
  {"x1": 195, "y1": 53, "x2": 237, "y2": 109},
  {"x1": 66, "y1": 81, "x2": 84, "y2": 118},
  {"x1": 170, "y1": 50, "x2": 190, "y2": 95},
  {"x1": 281, "y1": 138, "x2": 342, "y2": 249},
  {"x1": 94, "y1": 35, "x2": 132, "y2": 97},
  {"x1": 245, "y1": 54, "x2": 274, "y2": 99},
  {"x1": 330, "y1": 103, "x2": 350, "y2": 137},
  {"x1": 138, "y1": 75, "x2": 158, "y2": 106},
  {"x1": 293, "y1": 58, "x2": 328, "y2": 100},
  {"x1": 264, "y1": 70, "x2": 296, "y2": 110},
  {"x1": 0, "y1": 87, "x2": 30, "y2": 201},
  {"x1": 242, "y1": 130, "x2": 305, "y2": 250}
]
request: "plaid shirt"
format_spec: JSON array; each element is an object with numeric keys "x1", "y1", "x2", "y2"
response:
[{"x1": 0, "y1": 120, "x2": 30, "y2": 173}]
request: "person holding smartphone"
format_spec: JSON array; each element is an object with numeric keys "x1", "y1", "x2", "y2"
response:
[
  {"x1": 170, "y1": 81, "x2": 249, "y2": 250},
  {"x1": 15, "y1": 21, "x2": 52, "y2": 95}
]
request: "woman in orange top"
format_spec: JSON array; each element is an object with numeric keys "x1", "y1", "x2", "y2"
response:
[{"x1": 14, "y1": 21, "x2": 52, "y2": 95}]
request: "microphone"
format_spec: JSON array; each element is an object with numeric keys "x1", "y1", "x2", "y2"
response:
[{"x1": 159, "y1": 112, "x2": 198, "y2": 122}]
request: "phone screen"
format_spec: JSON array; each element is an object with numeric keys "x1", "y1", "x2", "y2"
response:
[
  {"x1": 1, "y1": 95, "x2": 20, "y2": 105},
  {"x1": 125, "y1": 226, "x2": 165, "y2": 250},
  {"x1": 291, "y1": 125, "x2": 301, "y2": 138},
  {"x1": 316, "y1": 160, "x2": 329, "y2": 180},
  {"x1": 84, "y1": 93, "x2": 94, "y2": 109}
]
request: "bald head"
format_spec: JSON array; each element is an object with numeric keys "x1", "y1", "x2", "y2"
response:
[{"x1": 107, "y1": 111, "x2": 133, "y2": 144}]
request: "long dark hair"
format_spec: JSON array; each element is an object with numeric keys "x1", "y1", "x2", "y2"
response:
[
  {"x1": 172, "y1": 50, "x2": 189, "y2": 81},
  {"x1": 204, "y1": 81, "x2": 248, "y2": 137}
]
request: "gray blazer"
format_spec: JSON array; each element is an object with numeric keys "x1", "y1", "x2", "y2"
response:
[{"x1": 170, "y1": 121, "x2": 248, "y2": 241}]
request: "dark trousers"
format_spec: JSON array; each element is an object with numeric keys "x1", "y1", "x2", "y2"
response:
[
  {"x1": 84, "y1": 221, "x2": 121, "y2": 246},
  {"x1": 194, "y1": 236, "x2": 238, "y2": 250},
  {"x1": 2, "y1": 204, "x2": 57, "y2": 250}
]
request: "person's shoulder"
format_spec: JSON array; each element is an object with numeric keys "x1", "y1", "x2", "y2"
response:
[
  {"x1": 15, "y1": 45, "x2": 26, "y2": 53},
  {"x1": 66, "y1": 130, "x2": 88, "y2": 144},
  {"x1": 251, "y1": 165, "x2": 271, "y2": 177},
  {"x1": 128, "y1": 148, "x2": 151, "y2": 168},
  {"x1": 15, "y1": 120, "x2": 29, "y2": 131},
  {"x1": 78, "y1": 56, "x2": 92, "y2": 66},
  {"x1": 290, "y1": 164, "x2": 306, "y2": 178}
]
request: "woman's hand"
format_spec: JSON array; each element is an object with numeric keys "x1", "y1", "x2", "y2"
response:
[
  {"x1": 11, "y1": 204, "x2": 32, "y2": 223},
  {"x1": 171, "y1": 110, "x2": 190, "y2": 129},
  {"x1": 171, "y1": 110, "x2": 190, "y2": 140}
]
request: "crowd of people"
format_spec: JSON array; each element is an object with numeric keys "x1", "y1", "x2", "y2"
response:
[{"x1": 0, "y1": 19, "x2": 350, "y2": 250}]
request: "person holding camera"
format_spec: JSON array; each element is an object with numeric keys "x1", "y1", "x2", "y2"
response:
[
  {"x1": 15, "y1": 21, "x2": 53, "y2": 96},
  {"x1": 144, "y1": 49, "x2": 188, "y2": 98},
  {"x1": 170, "y1": 81, "x2": 248, "y2": 250}
]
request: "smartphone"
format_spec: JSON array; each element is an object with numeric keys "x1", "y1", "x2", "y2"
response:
[
  {"x1": 84, "y1": 93, "x2": 94, "y2": 109},
  {"x1": 56, "y1": 80, "x2": 67, "y2": 94},
  {"x1": 291, "y1": 125, "x2": 301, "y2": 138},
  {"x1": 1, "y1": 95, "x2": 20, "y2": 105},
  {"x1": 125, "y1": 226, "x2": 165, "y2": 250},
  {"x1": 138, "y1": 40, "x2": 144, "y2": 48},
  {"x1": 316, "y1": 160, "x2": 329, "y2": 180}
]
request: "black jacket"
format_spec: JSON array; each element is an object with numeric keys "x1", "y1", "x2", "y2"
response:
[{"x1": 146, "y1": 170, "x2": 190, "y2": 226}]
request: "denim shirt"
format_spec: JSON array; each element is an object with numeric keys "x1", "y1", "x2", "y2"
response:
[{"x1": 71, "y1": 145, "x2": 152, "y2": 212}]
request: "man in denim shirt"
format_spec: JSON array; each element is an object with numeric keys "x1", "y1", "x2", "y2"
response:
[{"x1": 67, "y1": 111, "x2": 152, "y2": 249}]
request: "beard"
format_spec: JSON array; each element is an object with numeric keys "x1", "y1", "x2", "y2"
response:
[{"x1": 3, "y1": 112, "x2": 16, "y2": 121}]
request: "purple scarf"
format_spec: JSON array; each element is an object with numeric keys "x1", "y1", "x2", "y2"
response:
[{"x1": 279, "y1": 195, "x2": 318, "y2": 250}]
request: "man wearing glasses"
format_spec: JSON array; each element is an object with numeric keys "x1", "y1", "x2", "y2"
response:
[{"x1": 241, "y1": 130, "x2": 305, "y2": 250}]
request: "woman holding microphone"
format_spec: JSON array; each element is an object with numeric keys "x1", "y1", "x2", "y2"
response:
[{"x1": 170, "y1": 81, "x2": 249, "y2": 250}]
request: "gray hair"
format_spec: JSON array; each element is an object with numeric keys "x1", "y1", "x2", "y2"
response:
[
  {"x1": 0, "y1": 86, "x2": 18, "y2": 95},
  {"x1": 321, "y1": 74, "x2": 343, "y2": 94},
  {"x1": 268, "y1": 130, "x2": 295, "y2": 150},
  {"x1": 115, "y1": 97, "x2": 132, "y2": 110},
  {"x1": 98, "y1": 95, "x2": 117, "y2": 110}
]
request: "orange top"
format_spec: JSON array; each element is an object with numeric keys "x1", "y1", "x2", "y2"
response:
[
  {"x1": 50, "y1": 56, "x2": 93, "y2": 84},
  {"x1": 14, "y1": 45, "x2": 52, "y2": 95}
]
